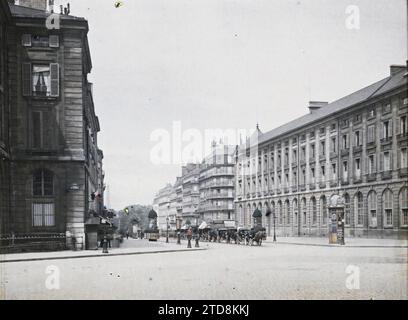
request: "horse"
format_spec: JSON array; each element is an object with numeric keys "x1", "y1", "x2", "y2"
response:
[{"x1": 251, "y1": 231, "x2": 264, "y2": 246}]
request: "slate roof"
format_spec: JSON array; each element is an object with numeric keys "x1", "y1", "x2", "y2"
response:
[
  {"x1": 9, "y1": 3, "x2": 85, "y2": 21},
  {"x1": 258, "y1": 68, "x2": 407, "y2": 145}
]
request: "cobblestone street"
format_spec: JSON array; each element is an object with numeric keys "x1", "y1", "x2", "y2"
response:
[{"x1": 1, "y1": 239, "x2": 407, "y2": 300}]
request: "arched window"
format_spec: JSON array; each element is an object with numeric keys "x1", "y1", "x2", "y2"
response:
[
  {"x1": 239, "y1": 205, "x2": 243, "y2": 226},
  {"x1": 320, "y1": 196, "x2": 327, "y2": 225},
  {"x1": 368, "y1": 191, "x2": 377, "y2": 228},
  {"x1": 383, "y1": 189, "x2": 393, "y2": 227},
  {"x1": 399, "y1": 188, "x2": 408, "y2": 227},
  {"x1": 286, "y1": 200, "x2": 291, "y2": 224},
  {"x1": 277, "y1": 201, "x2": 282, "y2": 225},
  {"x1": 33, "y1": 169, "x2": 54, "y2": 196},
  {"x1": 32, "y1": 169, "x2": 55, "y2": 228},
  {"x1": 354, "y1": 192, "x2": 364, "y2": 226},
  {"x1": 344, "y1": 193, "x2": 351, "y2": 225},
  {"x1": 301, "y1": 198, "x2": 307, "y2": 225},
  {"x1": 311, "y1": 197, "x2": 317, "y2": 225}
]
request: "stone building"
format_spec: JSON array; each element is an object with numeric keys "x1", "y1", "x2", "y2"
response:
[
  {"x1": 153, "y1": 183, "x2": 176, "y2": 232},
  {"x1": 0, "y1": 0, "x2": 12, "y2": 236},
  {"x1": 235, "y1": 65, "x2": 408, "y2": 239},
  {"x1": 181, "y1": 163, "x2": 201, "y2": 224},
  {"x1": 0, "y1": 0, "x2": 105, "y2": 250},
  {"x1": 198, "y1": 143, "x2": 236, "y2": 224}
]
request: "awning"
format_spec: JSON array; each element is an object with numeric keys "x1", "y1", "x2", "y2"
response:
[{"x1": 198, "y1": 221, "x2": 208, "y2": 230}]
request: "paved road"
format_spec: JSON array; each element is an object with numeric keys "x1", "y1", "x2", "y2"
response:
[{"x1": 1, "y1": 240, "x2": 407, "y2": 300}]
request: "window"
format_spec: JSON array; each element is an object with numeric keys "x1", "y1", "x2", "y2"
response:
[
  {"x1": 321, "y1": 196, "x2": 327, "y2": 225},
  {"x1": 368, "y1": 108, "x2": 376, "y2": 118},
  {"x1": 320, "y1": 141, "x2": 325, "y2": 156},
  {"x1": 321, "y1": 165, "x2": 325, "y2": 182},
  {"x1": 311, "y1": 167, "x2": 315, "y2": 183},
  {"x1": 400, "y1": 188, "x2": 408, "y2": 227},
  {"x1": 33, "y1": 169, "x2": 54, "y2": 196},
  {"x1": 311, "y1": 197, "x2": 317, "y2": 225},
  {"x1": 368, "y1": 191, "x2": 377, "y2": 228},
  {"x1": 355, "y1": 114, "x2": 362, "y2": 123},
  {"x1": 354, "y1": 192, "x2": 364, "y2": 226},
  {"x1": 344, "y1": 193, "x2": 351, "y2": 225},
  {"x1": 383, "y1": 152, "x2": 391, "y2": 171},
  {"x1": 342, "y1": 134, "x2": 349, "y2": 149},
  {"x1": 367, "y1": 125, "x2": 376, "y2": 143},
  {"x1": 331, "y1": 163, "x2": 337, "y2": 180},
  {"x1": 32, "y1": 203, "x2": 55, "y2": 227},
  {"x1": 22, "y1": 63, "x2": 59, "y2": 97},
  {"x1": 320, "y1": 128, "x2": 325, "y2": 135},
  {"x1": 302, "y1": 198, "x2": 307, "y2": 225},
  {"x1": 401, "y1": 148, "x2": 407, "y2": 169},
  {"x1": 278, "y1": 201, "x2": 282, "y2": 224},
  {"x1": 301, "y1": 146, "x2": 306, "y2": 161},
  {"x1": 400, "y1": 116, "x2": 407, "y2": 135},
  {"x1": 343, "y1": 161, "x2": 348, "y2": 180},
  {"x1": 301, "y1": 169, "x2": 306, "y2": 185},
  {"x1": 30, "y1": 110, "x2": 55, "y2": 150},
  {"x1": 383, "y1": 103, "x2": 391, "y2": 114},
  {"x1": 331, "y1": 123, "x2": 336, "y2": 131},
  {"x1": 293, "y1": 149, "x2": 297, "y2": 163},
  {"x1": 286, "y1": 201, "x2": 291, "y2": 224},
  {"x1": 354, "y1": 130, "x2": 361, "y2": 146},
  {"x1": 382, "y1": 120, "x2": 392, "y2": 139},
  {"x1": 311, "y1": 144, "x2": 315, "y2": 158},
  {"x1": 368, "y1": 155, "x2": 375, "y2": 174},
  {"x1": 293, "y1": 172, "x2": 297, "y2": 185},
  {"x1": 383, "y1": 189, "x2": 393, "y2": 227},
  {"x1": 330, "y1": 137, "x2": 336, "y2": 153},
  {"x1": 22, "y1": 34, "x2": 59, "y2": 48},
  {"x1": 355, "y1": 158, "x2": 361, "y2": 179}
]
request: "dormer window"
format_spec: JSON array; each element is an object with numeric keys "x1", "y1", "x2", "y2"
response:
[{"x1": 22, "y1": 34, "x2": 59, "y2": 48}]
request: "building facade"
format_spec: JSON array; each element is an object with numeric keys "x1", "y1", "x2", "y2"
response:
[
  {"x1": 235, "y1": 65, "x2": 408, "y2": 239},
  {"x1": 181, "y1": 163, "x2": 201, "y2": 224},
  {"x1": 0, "y1": 0, "x2": 105, "y2": 250},
  {"x1": 0, "y1": 0, "x2": 12, "y2": 236},
  {"x1": 198, "y1": 143, "x2": 236, "y2": 223}
]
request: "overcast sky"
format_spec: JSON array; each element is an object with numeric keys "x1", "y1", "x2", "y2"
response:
[{"x1": 53, "y1": 0, "x2": 407, "y2": 209}]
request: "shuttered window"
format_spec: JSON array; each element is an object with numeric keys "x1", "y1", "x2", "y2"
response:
[
  {"x1": 32, "y1": 203, "x2": 55, "y2": 227},
  {"x1": 33, "y1": 169, "x2": 54, "y2": 196},
  {"x1": 367, "y1": 125, "x2": 375, "y2": 143},
  {"x1": 22, "y1": 34, "x2": 32, "y2": 47},
  {"x1": 49, "y1": 35, "x2": 59, "y2": 48},
  {"x1": 400, "y1": 188, "x2": 408, "y2": 227},
  {"x1": 22, "y1": 63, "x2": 59, "y2": 97},
  {"x1": 368, "y1": 191, "x2": 377, "y2": 228},
  {"x1": 31, "y1": 110, "x2": 54, "y2": 149},
  {"x1": 383, "y1": 189, "x2": 393, "y2": 227}
]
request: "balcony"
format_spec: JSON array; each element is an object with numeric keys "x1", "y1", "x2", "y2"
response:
[
  {"x1": 381, "y1": 136, "x2": 393, "y2": 146},
  {"x1": 330, "y1": 180, "x2": 338, "y2": 188},
  {"x1": 309, "y1": 157, "x2": 316, "y2": 164},
  {"x1": 276, "y1": 189, "x2": 282, "y2": 195},
  {"x1": 366, "y1": 173, "x2": 377, "y2": 182},
  {"x1": 299, "y1": 184, "x2": 306, "y2": 191},
  {"x1": 284, "y1": 187, "x2": 289, "y2": 194},
  {"x1": 341, "y1": 179, "x2": 349, "y2": 186},
  {"x1": 329, "y1": 152, "x2": 337, "y2": 159},
  {"x1": 397, "y1": 132, "x2": 408, "y2": 143},
  {"x1": 366, "y1": 141, "x2": 376, "y2": 150},
  {"x1": 353, "y1": 145, "x2": 363, "y2": 154},
  {"x1": 291, "y1": 186, "x2": 298, "y2": 193},
  {"x1": 341, "y1": 149, "x2": 349, "y2": 157},
  {"x1": 353, "y1": 176, "x2": 362, "y2": 184},
  {"x1": 309, "y1": 183, "x2": 316, "y2": 190},
  {"x1": 319, "y1": 154, "x2": 326, "y2": 161},
  {"x1": 399, "y1": 168, "x2": 408, "y2": 177},
  {"x1": 319, "y1": 181, "x2": 326, "y2": 189},
  {"x1": 381, "y1": 170, "x2": 392, "y2": 180}
]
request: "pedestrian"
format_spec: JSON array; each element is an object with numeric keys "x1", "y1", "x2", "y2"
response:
[{"x1": 126, "y1": 232, "x2": 129, "y2": 240}]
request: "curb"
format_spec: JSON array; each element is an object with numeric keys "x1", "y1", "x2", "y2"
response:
[
  {"x1": 265, "y1": 241, "x2": 408, "y2": 249},
  {"x1": 0, "y1": 248, "x2": 206, "y2": 264}
]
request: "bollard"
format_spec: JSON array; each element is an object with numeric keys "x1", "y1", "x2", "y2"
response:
[
  {"x1": 195, "y1": 237, "x2": 199, "y2": 248},
  {"x1": 102, "y1": 236, "x2": 109, "y2": 254}
]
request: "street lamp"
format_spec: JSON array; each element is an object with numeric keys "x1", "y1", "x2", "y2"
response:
[{"x1": 166, "y1": 216, "x2": 169, "y2": 243}]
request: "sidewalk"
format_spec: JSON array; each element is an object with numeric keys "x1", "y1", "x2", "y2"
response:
[
  {"x1": 265, "y1": 236, "x2": 408, "y2": 248},
  {"x1": 0, "y1": 240, "x2": 204, "y2": 264}
]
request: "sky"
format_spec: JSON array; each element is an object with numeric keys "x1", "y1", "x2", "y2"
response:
[{"x1": 51, "y1": 0, "x2": 407, "y2": 209}]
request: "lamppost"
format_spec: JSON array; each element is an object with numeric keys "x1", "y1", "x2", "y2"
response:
[{"x1": 166, "y1": 216, "x2": 169, "y2": 243}]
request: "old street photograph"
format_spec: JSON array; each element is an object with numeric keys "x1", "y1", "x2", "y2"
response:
[{"x1": 0, "y1": 0, "x2": 407, "y2": 301}]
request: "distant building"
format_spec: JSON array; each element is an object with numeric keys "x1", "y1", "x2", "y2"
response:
[
  {"x1": 235, "y1": 65, "x2": 408, "y2": 239},
  {"x1": 198, "y1": 143, "x2": 236, "y2": 224},
  {"x1": 0, "y1": 0, "x2": 105, "y2": 251}
]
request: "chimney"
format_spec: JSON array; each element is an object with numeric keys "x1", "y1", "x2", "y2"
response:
[
  {"x1": 19, "y1": 0, "x2": 47, "y2": 11},
  {"x1": 390, "y1": 64, "x2": 407, "y2": 76},
  {"x1": 308, "y1": 101, "x2": 328, "y2": 114},
  {"x1": 48, "y1": 0, "x2": 54, "y2": 13}
]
